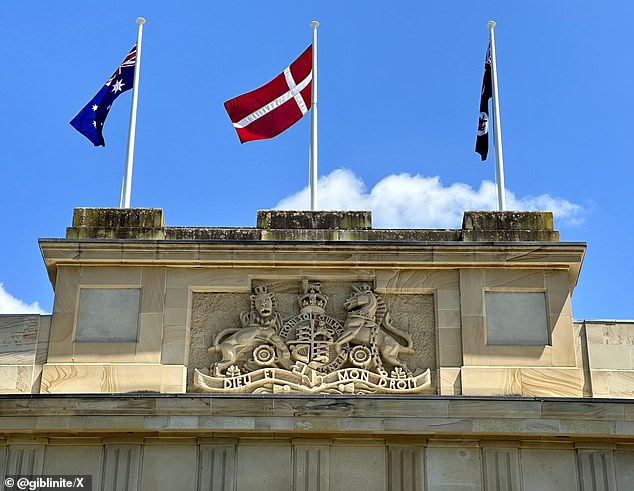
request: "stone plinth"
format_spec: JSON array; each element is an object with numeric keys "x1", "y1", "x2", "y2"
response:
[
  {"x1": 462, "y1": 211, "x2": 559, "y2": 242},
  {"x1": 66, "y1": 208, "x2": 165, "y2": 239},
  {"x1": 257, "y1": 210, "x2": 372, "y2": 230}
]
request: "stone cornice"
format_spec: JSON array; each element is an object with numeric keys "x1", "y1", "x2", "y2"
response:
[
  {"x1": 0, "y1": 395, "x2": 631, "y2": 441},
  {"x1": 39, "y1": 239, "x2": 586, "y2": 287}
]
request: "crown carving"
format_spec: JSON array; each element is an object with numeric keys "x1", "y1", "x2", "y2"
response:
[{"x1": 298, "y1": 280, "x2": 327, "y2": 312}]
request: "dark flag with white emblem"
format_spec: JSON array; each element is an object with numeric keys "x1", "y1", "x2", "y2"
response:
[
  {"x1": 70, "y1": 46, "x2": 137, "y2": 146},
  {"x1": 475, "y1": 43, "x2": 492, "y2": 160}
]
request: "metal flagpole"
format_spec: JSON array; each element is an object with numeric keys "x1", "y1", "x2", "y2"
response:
[
  {"x1": 487, "y1": 20, "x2": 506, "y2": 212},
  {"x1": 309, "y1": 21, "x2": 319, "y2": 211},
  {"x1": 120, "y1": 17, "x2": 146, "y2": 209}
]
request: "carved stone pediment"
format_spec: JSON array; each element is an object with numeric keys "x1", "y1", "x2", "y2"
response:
[{"x1": 193, "y1": 281, "x2": 432, "y2": 395}]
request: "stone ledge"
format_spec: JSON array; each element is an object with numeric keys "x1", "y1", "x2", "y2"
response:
[{"x1": 0, "y1": 395, "x2": 631, "y2": 439}]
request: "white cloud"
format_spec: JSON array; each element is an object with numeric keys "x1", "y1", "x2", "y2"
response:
[
  {"x1": 0, "y1": 283, "x2": 45, "y2": 314},
  {"x1": 275, "y1": 168, "x2": 584, "y2": 228}
]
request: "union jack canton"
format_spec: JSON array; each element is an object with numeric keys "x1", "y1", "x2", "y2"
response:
[{"x1": 70, "y1": 45, "x2": 137, "y2": 146}]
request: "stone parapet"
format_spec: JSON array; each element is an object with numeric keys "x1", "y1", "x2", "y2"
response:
[{"x1": 63, "y1": 208, "x2": 560, "y2": 243}]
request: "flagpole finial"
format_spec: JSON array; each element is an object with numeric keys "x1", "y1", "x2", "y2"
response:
[
  {"x1": 487, "y1": 20, "x2": 496, "y2": 29},
  {"x1": 136, "y1": 17, "x2": 146, "y2": 25},
  {"x1": 310, "y1": 20, "x2": 320, "y2": 29}
]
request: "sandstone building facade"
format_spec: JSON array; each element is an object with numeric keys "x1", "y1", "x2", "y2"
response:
[{"x1": 0, "y1": 208, "x2": 632, "y2": 490}]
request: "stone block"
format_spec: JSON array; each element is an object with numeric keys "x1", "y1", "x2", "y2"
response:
[
  {"x1": 436, "y1": 289, "x2": 461, "y2": 311},
  {"x1": 161, "y1": 365, "x2": 186, "y2": 392},
  {"x1": 42, "y1": 444, "x2": 103, "y2": 479},
  {"x1": 236, "y1": 442, "x2": 292, "y2": 491},
  {"x1": 0, "y1": 315, "x2": 40, "y2": 365},
  {"x1": 80, "y1": 265, "x2": 142, "y2": 285},
  {"x1": 293, "y1": 441, "x2": 330, "y2": 491},
  {"x1": 135, "y1": 313, "x2": 163, "y2": 363},
  {"x1": 330, "y1": 444, "x2": 386, "y2": 491},
  {"x1": 52, "y1": 266, "x2": 80, "y2": 314},
  {"x1": 482, "y1": 447, "x2": 521, "y2": 491},
  {"x1": 257, "y1": 210, "x2": 372, "y2": 230},
  {"x1": 73, "y1": 342, "x2": 136, "y2": 363},
  {"x1": 66, "y1": 207, "x2": 165, "y2": 239},
  {"x1": 587, "y1": 344, "x2": 634, "y2": 370},
  {"x1": 102, "y1": 444, "x2": 142, "y2": 491},
  {"x1": 607, "y1": 371, "x2": 634, "y2": 397},
  {"x1": 140, "y1": 445, "x2": 197, "y2": 491},
  {"x1": 438, "y1": 328, "x2": 463, "y2": 367},
  {"x1": 459, "y1": 270, "x2": 485, "y2": 317},
  {"x1": 199, "y1": 444, "x2": 237, "y2": 491},
  {"x1": 461, "y1": 367, "x2": 522, "y2": 396},
  {"x1": 426, "y1": 444, "x2": 482, "y2": 490},
  {"x1": 549, "y1": 315, "x2": 577, "y2": 367},
  {"x1": 520, "y1": 449, "x2": 578, "y2": 491},
  {"x1": 0, "y1": 366, "x2": 18, "y2": 391},
  {"x1": 140, "y1": 267, "x2": 167, "y2": 314},
  {"x1": 520, "y1": 368, "x2": 583, "y2": 397},
  {"x1": 461, "y1": 211, "x2": 559, "y2": 242},
  {"x1": 439, "y1": 368, "x2": 462, "y2": 395},
  {"x1": 41, "y1": 364, "x2": 163, "y2": 393},
  {"x1": 7, "y1": 445, "x2": 45, "y2": 475},
  {"x1": 615, "y1": 450, "x2": 634, "y2": 491},
  {"x1": 388, "y1": 444, "x2": 425, "y2": 491},
  {"x1": 577, "y1": 450, "x2": 617, "y2": 490}
]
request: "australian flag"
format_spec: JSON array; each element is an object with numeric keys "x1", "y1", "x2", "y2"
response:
[
  {"x1": 70, "y1": 45, "x2": 137, "y2": 146},
  {"x1": 475, "y1": 42, "x2": 492, "y2": 160}
]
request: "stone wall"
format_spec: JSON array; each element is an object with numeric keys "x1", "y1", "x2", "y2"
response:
[
  {"x1": 581, "y1": 320, "x2": 634, "y2": 398},
  {"x1": 1, "y1": 438, "x2": 631, "y2": 491},
  {"x1": 0, "y1": 315, "x2": 50, "y2": 393},
  {"x1": 1, "y1": 396, "x2": 633, "y2": 491}
]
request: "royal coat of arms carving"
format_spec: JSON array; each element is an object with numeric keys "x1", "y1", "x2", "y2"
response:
[{"x1": 193, "y1": 281, "x2": 431, "y2": 394}]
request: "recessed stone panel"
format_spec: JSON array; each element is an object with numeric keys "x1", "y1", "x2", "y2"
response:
[
  {"x1": 76, "y1": 288, "x2": 140, "y2": 343},
  {"x1": 485, "y1": 292, "x2": 548, "y2": 345}
]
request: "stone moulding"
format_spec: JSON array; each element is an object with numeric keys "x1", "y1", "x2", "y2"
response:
[
  {"x1": 38, "y1": 240, "x2": 586, "y2": 290},
  {"x1": 0, "y1": 395, "x2": 632, "y2": 442}
]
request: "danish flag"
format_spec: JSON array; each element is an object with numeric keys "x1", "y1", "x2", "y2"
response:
[{"x1": 224, "y1": 46, "x2": 312, "y2": 143}]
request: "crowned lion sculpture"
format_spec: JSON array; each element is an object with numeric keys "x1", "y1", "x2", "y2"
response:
[{"x1": 208, "y1": 285, "x2": 293, "y2": 375}]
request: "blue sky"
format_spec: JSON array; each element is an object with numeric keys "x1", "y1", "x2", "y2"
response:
[{"x1": 0, "y1": 1, "x2": 632, "y2": 320}]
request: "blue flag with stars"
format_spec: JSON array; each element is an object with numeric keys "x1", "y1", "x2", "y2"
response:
[{"x1": 70, "y1": 45, "x2": 137, "y2": 146}]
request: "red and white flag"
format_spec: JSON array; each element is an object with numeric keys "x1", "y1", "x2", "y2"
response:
[{"x1": 224, "y1": 46, "x2": 312, "y2": 143}]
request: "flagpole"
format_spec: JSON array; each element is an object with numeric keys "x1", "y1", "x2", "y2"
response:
[
  {"x1": 120, "y1": 17, "x2": 146, "y2": 209},
  {"x1": 487, "y1": 20, "x2": 506, "y2": 212},
  {"x1": 309, "y1": 21, "x2": 319, "y2": 211}
]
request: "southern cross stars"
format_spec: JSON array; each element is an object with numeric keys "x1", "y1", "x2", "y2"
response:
[
  {"x1": 111, "y1": 79, "x2": 125, "y2": 93},
  {"x1": 92, "y1": 105, "x2": 98, "y2": 111}
]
